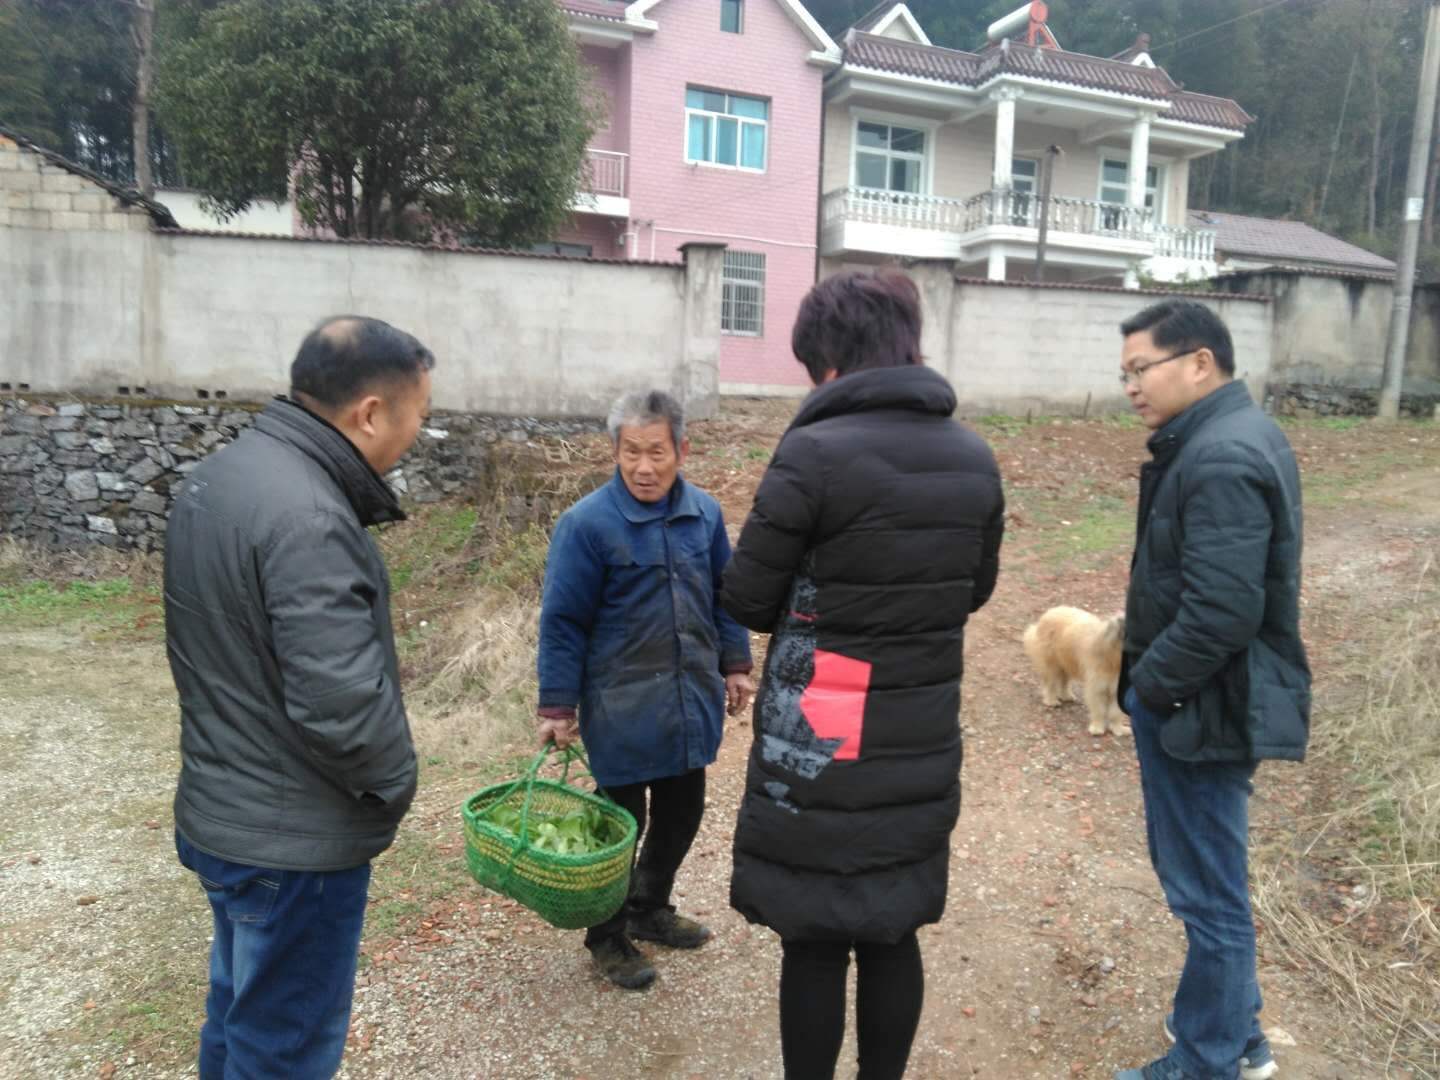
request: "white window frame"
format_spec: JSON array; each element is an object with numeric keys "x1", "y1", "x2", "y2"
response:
[
  {"x1": 685, "y1": 88, "x2": 768, "y2": 173},
  {"x1": 722, "y1": 250, "x2": 765, "y2": 337},
  {"x1": 1096, "y1": 150, "x2": 1166, "y2": 218},
  {"x1": 849, "y1": 108, "x2": 937, "y2": 196},
  {"x1": 1011, "y1": 156, "x2": 1039, "y2": 195},
  {"x1": 721, "y1": 0, "x2": 743, "y2": 34}
]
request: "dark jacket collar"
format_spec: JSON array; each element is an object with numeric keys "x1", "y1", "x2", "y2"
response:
[
  {"x1": 254, "y1": 397, "x2": 406, "y2": 527},
  {"x1": 607, "y1": 469, "x2": 701, "y2": 524},
  {"x1": 1146, "y1": 379, "x2": 1252, "y2": 463},
  {"x1": 790, "y1": 365, "x2": 957, "y2": 430}
]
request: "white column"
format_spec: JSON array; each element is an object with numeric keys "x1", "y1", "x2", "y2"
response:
[
  {"x1": 991, "y1": 88, "x2": 1022, "y2": 190},
  {"x1": 1128, "y1": 111, "x2": 1152, "y2": 214},
  {"x1": 987, "y1": 246, "x2": 1007, "y2": 281},
  {"x1": 1123, "y1": 266, "x2": 1140, "y2": 290}
]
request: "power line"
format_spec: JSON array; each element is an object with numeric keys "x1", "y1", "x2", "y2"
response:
[{"x1": 1147, "y1": 0, "x2": 1299, "y2": 55}]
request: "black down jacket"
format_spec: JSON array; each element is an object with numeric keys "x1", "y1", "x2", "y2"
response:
[
  {"x1": 1119, "y1": 379, "x2": 1311, "y2": 762},
  {"x1": 721, "y1": 366, "x2": 1004, "y2": 943},
  {"x1": 166, "y1": 398, "x2": 418, "y2": 872}
]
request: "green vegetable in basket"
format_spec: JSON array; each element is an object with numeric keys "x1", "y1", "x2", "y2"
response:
[{"x1": 484, "y1": 803, "x2": 624, "y2": 855}]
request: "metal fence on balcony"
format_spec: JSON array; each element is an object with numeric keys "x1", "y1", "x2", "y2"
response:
[{"x1": 581, "y1": 149, "x2": 627, "y2": 198}]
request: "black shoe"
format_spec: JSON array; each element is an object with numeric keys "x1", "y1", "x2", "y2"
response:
[
  {"x1": 588, "y1": 934, "x2": 656, "y2": 990},
  {"x1": 628, "y1": 906, "x2": 712, "y2": 949}
]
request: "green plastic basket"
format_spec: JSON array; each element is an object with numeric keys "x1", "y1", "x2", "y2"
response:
[{"x1": 461, "y1": 744, "x2": 637, "y2": 930}]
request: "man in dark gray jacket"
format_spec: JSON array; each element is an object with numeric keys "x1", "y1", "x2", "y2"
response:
[
  {"x1": 166, "y1": 316, "x2": 432, "y2": 1079},
  {"x1": 1113, "y1": 301, "x2": 1308, "y2": 1080}
]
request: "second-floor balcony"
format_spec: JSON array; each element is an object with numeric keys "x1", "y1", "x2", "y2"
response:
[
  {"x1": 820, "y1": 186, "x2": 1217, "y2": 283},
  {"x1": 573, "y1": 148, "x2": 629, "y2": 217}
]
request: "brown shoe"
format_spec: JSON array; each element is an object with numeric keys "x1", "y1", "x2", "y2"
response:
[
  {"x1": 628, "y1": 907, "x2": 712, "y2": 949},
  {"x1": 588, "y1": 934, "x2": 656, "y2": 990}
]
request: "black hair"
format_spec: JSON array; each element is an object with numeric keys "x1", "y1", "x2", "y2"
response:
[
  {"x1": 791, "y1": 270, "x2": 923, "y2": 384},
  {"x1": 1120, "y1": 300, "x2": 1235, "y2": 376},
  {"x1": 290, "y1": 316, "x2": 435, "y2": 409}
]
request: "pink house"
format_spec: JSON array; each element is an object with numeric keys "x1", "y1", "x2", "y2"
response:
[{"x1": 558, "y1": 0, "x2": 841, "y2": 394}]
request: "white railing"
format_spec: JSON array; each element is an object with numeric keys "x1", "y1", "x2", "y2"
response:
[
  {"x1": 1153, "y1": 223, "x2": 1216, "y2": 261},
  {"x1": 822, "y1": 187, "x2": 969, "y2": 232},
  {"x1": 581, "y1": 149, "x2": 627, "y2": 198},
  {"x1": 824, "y1": 186, "x2": 1218, "y2": 264},
  {"x1": 962, "y1": 189, "x2": 1154, "y2": 239}
]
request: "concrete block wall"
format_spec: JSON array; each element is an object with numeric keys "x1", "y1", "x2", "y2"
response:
[
  {"x1": 2, "y1": 135, "x2": 726, "y2": 420},
  {"x1": 902, "y1": 263, "x2": 1274, "y2": 415},
  {"x1": 0, "y1": 137, "x2": 153, "y2": 233},
  {"x1": 1216, "y1": 270, "x2": 1440, "y2": 395}
]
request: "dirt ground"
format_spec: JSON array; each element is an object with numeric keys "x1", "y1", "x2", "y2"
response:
[{"x1": 1, "y1": 402, "x2": 1437, "y2": 1080}]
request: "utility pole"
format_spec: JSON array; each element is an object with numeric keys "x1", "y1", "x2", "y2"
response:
[
  {"x1": 1033, "y1": 144, "x2": 1062, "y2": 283},
  {"x1": 131, "y1": 0, "x2": 155, "y2": 198},
  {"x1": 1380, "y1": 0, "x2": 1440, "y2": 420}
]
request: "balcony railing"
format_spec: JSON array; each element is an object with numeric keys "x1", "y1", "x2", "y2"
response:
[
  {"x1": 961, "y1": 188, "x2": 1153, "y2": 238},
  {"x1": 823, "y1": 186, "x2": 1218, "y2": 264},
  {"x1": 1153, "y1": 223, "x2": 1216, "y2": 262},
  {"x1": 822, "y1": 187, "x2": 968, "y2": 232},
  {"x1": 580, "y1": 148, "x2": 627, "y2": 198}
]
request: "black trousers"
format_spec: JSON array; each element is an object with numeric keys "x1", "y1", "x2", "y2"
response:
[
  {"x1": 779, "y1": 933, "x2": 925, "y2": 1080},
  {"x1": 584, "y1": 767, "x2": 706, "y2": 947}
]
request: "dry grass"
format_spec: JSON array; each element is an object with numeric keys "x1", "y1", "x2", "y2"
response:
[
  {"x1": 387, "y1": 439, "x2": 608, "y2": 764},
  {"x1": 1253, "y1": 563, "x2": 1440, "y2": 1078},
  {"x1": 0, "y1": 533, "x2": 160, "y2": 588}
]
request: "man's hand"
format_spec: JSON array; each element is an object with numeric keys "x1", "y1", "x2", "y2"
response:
[
  {"x1": 725, "y1": 673, "x2": 756, "y2": 717},
  {"x1": 536, "y1": 714, "x2": 580, "y2": 749}
]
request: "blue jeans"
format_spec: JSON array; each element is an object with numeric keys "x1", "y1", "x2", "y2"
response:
[
  {"x1": 176, "y1": 832, "x2": 371, "y2": 1080},
  {"x1": 1126, "y1": 689, "x2": 1264, "y2": 1080}
]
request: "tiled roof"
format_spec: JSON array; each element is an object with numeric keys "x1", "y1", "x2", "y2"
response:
[
  {"x1": 1167, "y1": 92, "x2": 1254, "y2": 130},
  {"x1": 1188, "y1": 210, "x2": 1398, "y2": 274},
  {"x1": 557, "y1": 0, "x2": 629, "y2": 23},
  {"x1": 843, "y1": 33, "x2": 1252, "y2": 131},
  {"x1": 0, "y1": 122, "x2": 178, "y2": 227},
  {"x1": 155, "y1": 228, "x2": 684, "y2": 267}
]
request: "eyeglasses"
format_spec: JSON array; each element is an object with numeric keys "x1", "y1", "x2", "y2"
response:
[{"x1": 1118, "y1": 349, "x2": 1195, "y2": 388}]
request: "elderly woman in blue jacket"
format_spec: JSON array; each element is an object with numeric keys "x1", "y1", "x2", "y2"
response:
[{"x1": 536, "y1": 389, "x2": 753, "y2": 991}]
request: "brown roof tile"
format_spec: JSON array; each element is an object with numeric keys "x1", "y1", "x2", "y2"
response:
[
  {"x1": 843, "y1": 33, "x2": 1251, "y2": 131},
  {"x1": 1188, "y1": 210, "x2": 1397, "y2": 274}
]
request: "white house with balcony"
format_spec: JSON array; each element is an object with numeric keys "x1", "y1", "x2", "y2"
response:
[{"x1": 818, "y1": 2, "x2": 1251, "y2": 287}]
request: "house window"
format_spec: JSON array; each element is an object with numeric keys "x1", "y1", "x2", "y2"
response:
[
  {"x1": 1011, "y1": 157, "x2": 1039, "y2": 194},
  {"x1": 1099, "y1": 157, "x2": 1160, "y2": 210},
  {"x1": 721, "y1": 0, "x2": 742, "y2": 33},
  {"x1": 1009, "y1": 157, "x2": 1039, "y2": 225},
  {"x1": 855, "y1": 121, "x2": 926, "y2": 194},
  {"x1": 530, "y1": 241, "x2": 593, "y2": 258},
  {"x1": 722, "y1": 250, "x2": 765, "y2": 336},
  {"x1": 686, "y1": 88, "x2": 768, "y2": 170}
]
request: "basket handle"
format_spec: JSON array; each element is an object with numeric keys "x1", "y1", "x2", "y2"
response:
[{"x1": 485, "y1": 742, "x2": 595, "y2": 851}]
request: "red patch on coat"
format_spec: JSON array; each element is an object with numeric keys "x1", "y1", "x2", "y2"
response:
[{"x1": 799, "y1": 650, "x2": 871, "y2": 760}]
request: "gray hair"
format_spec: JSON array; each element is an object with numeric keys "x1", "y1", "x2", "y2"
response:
[{"x1": 606, "y1": 390, "x2": 685, "y2": 449}]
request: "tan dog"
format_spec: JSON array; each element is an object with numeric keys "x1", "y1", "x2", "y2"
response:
[{"x1": 1022, "y1": 606, "x2": 1128, "y2": 736}]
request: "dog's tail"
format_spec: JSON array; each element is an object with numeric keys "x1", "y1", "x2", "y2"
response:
[
  {"x1": 1021, "y1": 620, "x2": 1041, "y2": 658},
  {"x1": 1100, "y1": 614, "x2": 1126, "y2": 649}
]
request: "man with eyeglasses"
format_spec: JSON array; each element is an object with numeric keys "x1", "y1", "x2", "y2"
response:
[{"x1": 1112, "y1": 301, "x2": 1309, "y2": 1080}]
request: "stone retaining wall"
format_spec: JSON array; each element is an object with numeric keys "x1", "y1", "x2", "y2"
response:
[
  {"x1": 0, "y1": 396, "x2": 600, "y2": 550},
  {"x1": 1265, "y1": 383, "x2": 1440, "y2": 420}
]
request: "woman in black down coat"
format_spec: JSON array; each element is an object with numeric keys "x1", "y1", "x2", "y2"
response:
[{"x1": 721, "y1": 270, "x2": 1005, "y2": 1080}]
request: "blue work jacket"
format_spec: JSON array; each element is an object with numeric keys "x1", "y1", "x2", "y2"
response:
[{"x1": 538, "y1": 471, "x2": 752, "y2": 788}]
